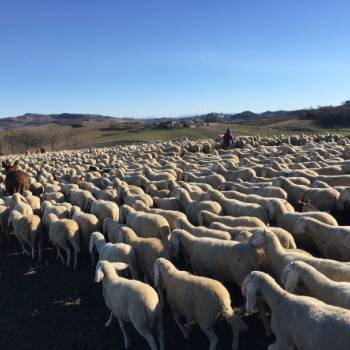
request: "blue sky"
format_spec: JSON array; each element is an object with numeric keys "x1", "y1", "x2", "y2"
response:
[{"x1": 0, "y1": 0, "x2": 349, "y2": 118}]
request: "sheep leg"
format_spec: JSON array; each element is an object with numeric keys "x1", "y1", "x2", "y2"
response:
[
  {"x1": 256, "y1": 299, "x2": 271, "y2": 337},
  {"x1": 202, "y1": 326, "x2": 218, "y2": 350},
  {"x1": 90, "y1": 254, "x2": 96, "y2": 269},
  {"x1": 268, "y1": 340, "x2": 293, "y2": 350},
  {"x1": 157, "y1": 289, "x2": 165, "y2": 310},
  {"x1": 73, "y1": 251, "x2": 78, "y2": 271},
  {"x1": 134, "y1": 324, "x2": 158, "y2": 350},
  {"x1": 18, "y1": 237, "x2": 30, "y2": 256},
  {"x1": 155, "y1": 311, "x2": 165, "y2": 350},
  {"x1": 105, "y1": 312, "x2": 113, "y2": 327},
  {"x1": 172, "y1": 312, "x2": 190, "y2": 339},
  {"x1": 56, "y1": 247, "x2": 64, "y2": 264},
  {"x1": 38, "y1": 241, "x2": 42, "y2": 263},
  {"x1": 184, "y1": 319, "x2": 192, "y2": 337},
  {"x1": 118, "y1": 319, "x2": 131, "y2": 348},
  {"x1": 65, "y1": 247, "x2": 71, "y2": 267}
]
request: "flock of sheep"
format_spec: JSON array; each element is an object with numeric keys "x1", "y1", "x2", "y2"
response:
[{"x1": 3, "y1": 133, "x2": 350, "y2": 350}]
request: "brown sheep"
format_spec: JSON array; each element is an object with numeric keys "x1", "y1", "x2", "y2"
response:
[{"x1": 2, "y1": 160, "x2": 30, "y2": 195}]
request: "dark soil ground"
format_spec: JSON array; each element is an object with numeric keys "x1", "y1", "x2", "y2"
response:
[{"x1": 0, "y1": 237, "x2": 274, "y2": 350}]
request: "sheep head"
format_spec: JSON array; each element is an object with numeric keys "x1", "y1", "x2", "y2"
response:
[
  {"x1": 281, "y1": 261, "x2": 300, "y2": 292},
  {"x1": 89, "y1": 232, "x2": 103, "y2": 253},
  {"x1": 8, "y1": 210, "x2": 22, "y2": 229},
  {"x1": 153, "y1": 258, "x2": 163, "y2": 288},
  {"x1": 294, "y1": 217, "x2": 307, "y2": 235},
  {"x1": 169, "y1": 230, "x2": 181, "y2": 257},
  {"x1": 241, "y1": 272, "x2": 260, "y2": 314},
  {"x1": 249, "y1": 230, "x2": 268, "y2": 248},
  {"x1": 95, "y1": 260, "x2": 129, "y2": 282}
]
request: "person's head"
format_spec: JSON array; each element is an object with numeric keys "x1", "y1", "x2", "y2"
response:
[{"x1": 226, "y1": 128, "x2": 231, "y2": 133}]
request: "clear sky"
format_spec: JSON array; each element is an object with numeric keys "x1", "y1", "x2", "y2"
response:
[{"x1": 0, "y1": 0, "x2": 349, "y2": 118}]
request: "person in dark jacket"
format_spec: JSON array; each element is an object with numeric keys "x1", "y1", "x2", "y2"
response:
[{"x1": 223, "y1": 128, "x2": 234, "y2": 149}]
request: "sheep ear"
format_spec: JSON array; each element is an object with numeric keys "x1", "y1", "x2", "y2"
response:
[
  {"x1": 245, "y1": 282, "x2": 257, "y2": 314},
  {"x1": 112, "y1": 262, "x2": 128, "y2": 271},
  {"x1": 171, "y1": 236, "x2": 180, "y2": 256},
  {"x1": 267, "y1": 202, "x2": 275, "y2": 221},
  {"x1": 95, "y1": 263, "x2": 104, "y2": 283},
  {"x1": 119, "y1": 207, "x2": 125, "y2": 224},
  {"x1": 89, "y1": 235, "x2": 95, "y2": 253},
  {"x1": 7, "y1": 214, "x2": 13, "y2": 228},
  {"x1": 153, "y1": 261, "x2": 160, "y2": 288},
  {"x1": 284, "y1": 266, "x2": 299, "y2": 292},
  {"x1": 13, "y1": 160, "x2": 18, "y2": 167},
  {"x1": 249, "y1": 233, "x2": 264, "y2": 248}
]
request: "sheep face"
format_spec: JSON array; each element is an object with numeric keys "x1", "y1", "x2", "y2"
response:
[
  {"x1": 95, "y1": 262, "x2": 106, "y2": 282},
  {"x1": 89, "y1": 232, "x2": 101, "y2": 253},
  {"x1": 153, "y1": 258, "x2": 162, "y2": 288},
  {"x1": 169, "y1": 234, "x2": 180, "y2": 258},
  {"x1": 242, "y1": 273, "x2": 259, "y2": 314},
  {"x1": 236, "y1": 231, "x2": 252, "y2": 243},
  {"x1": 119, "y1": 207, "x2": 127, "y2": 224},
  {"x1": 281, "y1": 262, "x2": 299, "y2": 292},
  {"x1": 294, "y1": 218, "x2": 307, "y2": 234},
  {"x1": 95, "y1": 261, "x2": 128, "y2": 283},
  {"x1": 266, "y1": 201, "x2": 276, "y2": 221},
  {"x1": 249, "y1": 232, "x2": 266, "y2": 248}
]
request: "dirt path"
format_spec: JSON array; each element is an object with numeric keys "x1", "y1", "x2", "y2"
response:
[{"x1": 0, "y1": 239, "x2": 273, "y2": 350}]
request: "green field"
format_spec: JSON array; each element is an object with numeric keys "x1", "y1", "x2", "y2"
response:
[
  {"x1": 3, "y1": 116, "x2": 349, "y2": 153},
  {"x1": 75, "y1": 117, "x2": 350, "y2": 148}
]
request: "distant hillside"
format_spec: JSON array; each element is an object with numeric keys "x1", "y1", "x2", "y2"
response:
[
  {"x1": 301, "y1": 101, "x2": 350, "y2": 128},
  {"x1": 0, "y1": 113, "x2": 116, "y2": 129},
  {"x1": 1, "y1": 101, "x2": 349, "y2": 130},
  {"x1": 193, "y1": 108, "x2": 309, "y2": 123},
  {"x1": 193, "y1": 101, "x2": 349, "y2": 127}
]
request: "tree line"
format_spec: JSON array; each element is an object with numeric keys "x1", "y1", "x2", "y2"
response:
[
  {"x1": 302, "y1": 101, "x2": 350, "y2": 128},
  {"x1": 0, "y1": 125, "x2": 79, "y2": 155}
]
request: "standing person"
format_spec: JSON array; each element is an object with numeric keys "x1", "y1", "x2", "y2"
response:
[{"x1": 223, "y1": 128, "x2": 234, "y2": 149}]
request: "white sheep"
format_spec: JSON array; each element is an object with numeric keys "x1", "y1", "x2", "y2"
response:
[
  {"x1": 170, "y1": 229, "x2": 260, "y2": 286},
  {"x1": 243, "y1": 270, "x2": 350, "y2": 350},
  {"x1": 11, "y1": 193, "x2": 33, "y2": 216},
  {"x1": 153, "y1": 196, "x2": 182, "y2": 211},
  {"x1": 87, "y1": 199, "x2": 119, "y2": 226},
  {"x1": 46, "y1": 213, "x2": 81, "y2": 270},
  {"x1": 282, "y1": 260, "x2": 350, "y2": 309},
  {"x1": 131, "y1": 200, "x2": 187, "y2": 231},
  {"x1": 117, "y1": 226, "x2": 169, "y2": 283},
  {"x1": 249, "y1": 229, "x2": 350, "y2": 282},
  {"x1": 295, "y1": 217, "x2": 350, "y2": 261},
  {"x1": 117, "y1": 184, "x2": 153, "y2": 207},
  {"x1": 198, "y1": 210, "x2": 266, "y2": 228},
  {"x1": 153, "y1": 258, "x2": 247, "y2": 350},
  {"x1": 119, "y1": 205, "x2": 170, "y2": 241},
  {"x1": 204, "y1": 190, "x2": 269, "y2": 224},
  {"x1": 175, "y1": 188, "x2": 222, "y2": 225},
  {"x1": 0, "y1": 205, "x2": 11, "y2": 243},
  {"x1": 174, "y1": 217, "x2": 231, "y2": 240},
  {"x1": 103, "y1": 217, "x2": 126, "y2": 243},
  {"x1": 89, "y1": 232, "x2": 138, "y2": 279},
  {"x1": 69, "y1": 188, "x2": 95, "y2": 210},
  {"x1": 8, "y1": 210, "x2": 43, "y2": 260},
  {"x1": 208, "y1": 222, "x2": 296, "y2": 248},
  {"x1": 95, "y1": 260, "x2": 164, "y2": 350},
  {"x1": 70, "y1": 206, "x2": 100, "y2": 248}
]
